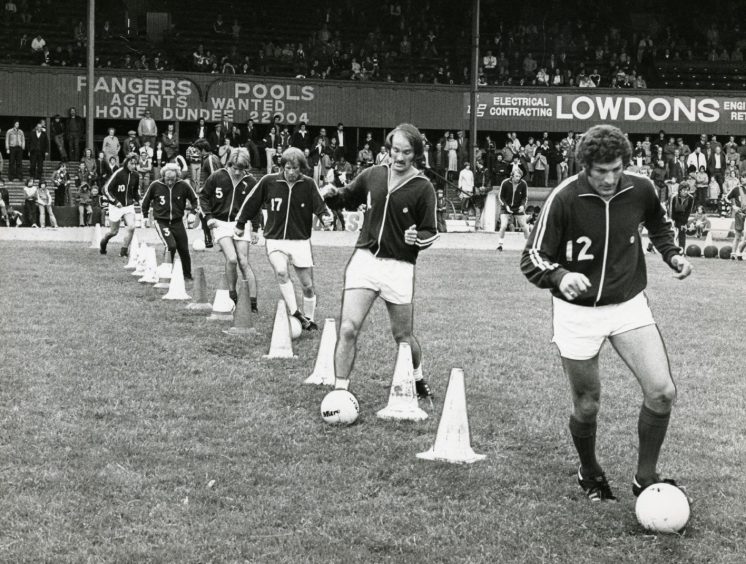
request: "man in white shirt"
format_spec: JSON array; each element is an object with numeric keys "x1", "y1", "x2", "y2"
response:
[
  {"x1": 686, "y1": 146, "x2": 707, "y2": 172},
  {"x1": 458, "y1": 161, "x2": 475, "y2": 219},
  {"x1": 137, "y1": 109, "x2": 158, "y2": 148}
]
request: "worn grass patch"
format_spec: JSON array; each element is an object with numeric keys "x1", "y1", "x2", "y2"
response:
[{"x1": 0, "y1": 241, "x2": 744, "y2": 563}]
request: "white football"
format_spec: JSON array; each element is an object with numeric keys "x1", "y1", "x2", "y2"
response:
[
  {"x1": 320, "y1": 389, "x2": 359, "y2": 426},
  {"x1": 192, "y1": 239, "x2": 206, "y2": 251},
  {"x1": 289, "y1": 316, "x2": 302, "y2": 339},
  {"x1": 635, "y1": 482, "x2": 690, "y2": 534}
]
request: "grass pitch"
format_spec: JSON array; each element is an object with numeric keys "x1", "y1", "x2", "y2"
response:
[{"x1": 0, "y1": 240, "x2": 744, "y2": 563}]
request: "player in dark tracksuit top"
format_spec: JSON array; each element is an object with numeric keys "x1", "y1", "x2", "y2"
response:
[
  {"x1": 100, "y1": 152, "x2": 141, "y2": 257},
  {"x1": 191, "y1": 139, "x2": 222, "y2": 247},
  {"x1": 235, "y1": 147, "x2": 333, "y2": 330},
  {"x1": 520, "y1": 125, "x2": 693, "y2": 503},
  {"x1": 199, "y1": 148, "x2": 260, "y2": 309},
  {"x1": 497, "y1": 170, "x2": 530, "y2": 248},
  {"x1": 322, "y1": 123, "x2": 439, "y2": 402},
  {"x1": 141, "y1": 163, "x2": 200, "y2": 279}
]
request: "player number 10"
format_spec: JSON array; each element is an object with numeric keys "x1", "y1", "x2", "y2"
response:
[{"x1": 565, "y1": 236, "x2": 595, "y2": 262}]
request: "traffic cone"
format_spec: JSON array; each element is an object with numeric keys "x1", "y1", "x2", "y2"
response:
[
  {"x1": 207, "y1": 273, "x2": 234, "y2": 321},
  {"x1": 263, "y1": 300, "x2": 296, "y2": 358},
  {"x1": 138, "y1": 246, "x2": 159, "y2": 284},
  {"x1": 186, "y1": 266, "x2": 212, "y2": 311},
  {"x1": 124, "y1": 232, "x2": 140, "y2": 269},
  {"x1": 89, "y1": 223, "x2": 102, "y2": 249},
  {"x1": 304, "y1": 318, "x2": 336, "y2": 385},
  {"x1": 704, "y1": 231, "x2": 714, "y2": 247},
  {"x1": 376, "y1": 342, "x2": 428, "y2": 421},
  {"x1": 153, "y1": 251, "x2": 173, "y2": 289},
  {"x1": 416, "y1": 368, "x2": 485, "y2": 464},
  {"x1": 163, "y1": 257, "x2": 191, "y2": 301},
  {"x1": 132, "y1": 241, "x2": 148, "y2": 276},
  {"x1": 223, "y1": 280, "x2": 257, "y2": 336}
]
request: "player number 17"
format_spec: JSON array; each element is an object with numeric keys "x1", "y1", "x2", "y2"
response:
[
  {"x1": 565, "y1": 236, "x2": 595, "y2": 262},
  {"x1": 270, "y1": 198, "x2": 282, "y2": 211}
]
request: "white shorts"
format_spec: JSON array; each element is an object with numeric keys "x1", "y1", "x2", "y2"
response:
[
  {"x1": 212, "y1": 219, "x2": 253, "y2": 243},
  {"x1": 108, "y1": 204, "x2": 136, "y2": 223},
  {"x1": 552, "y1": 292, "x2": 656, "y2": 360},
  {"x1": 265, "y1": 238, "x2": 314, "y2": 268},
  {"x1": 344, "y1": 249, "x2": 414, "y2": 305}
]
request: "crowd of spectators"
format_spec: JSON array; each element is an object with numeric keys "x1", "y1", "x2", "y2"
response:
[{"x1": 2, "y1": 1, "x2": 746, "y2": 89}]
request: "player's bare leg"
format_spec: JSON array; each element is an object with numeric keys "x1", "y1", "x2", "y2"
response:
[
  {"x1": 294, "y1": 266, "x2": 316, "y2": 322},
  {"x1": 562, "y1": 355, "x2": 616, "y2": 500},
  {"x1": 120, "y1": 213, "x2": 136, "y2": 255},
  {"x1": 610, "y1": 324, "x2": 676, "y2": 489},
  {"x1": 218, "y1": 237, "x2": 239, "y2": 301},
  {"x1": 235, "y1": 239, "x2": 257, "y2": 311},
  {"x1": 99, "y1": 219, "x2": 120, "y2": 254},
  {"x1": 497, "y1": 213, "x2": 509, "y2": 250},
  {"x1": 334, "y1": 288, "x2": 378, "y2": 390},
  {"x1": 517, "y1": 214, "x2": 530, "y2": 239}
]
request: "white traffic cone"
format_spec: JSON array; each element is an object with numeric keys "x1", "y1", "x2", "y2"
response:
[
  {"x1": 89, "y1": 223, "x2": 102, "y2": 249},
  {"x1": 704, "y1": 231, "x2": 714, "y2": 247},
  {"x1": 132, "y1": 241, "x2": 148, "y2": 276},
  {"x1": 263, "y1": 300, "x2": 296, "y2": 359},
  {"x1": 207, "y1": 273, "x2": 234, "y2": 321},
  {"x1": 376, "y1": 342, "x2": 428, "y2": 421},
  {"x1": 417, "y1": 368, "x2": 485, "y2": 464},
  {"x1": 163, "y1": 257, "x2": 191, "y2": 300},
  {"x1": 138, "y1": 246, "x2": 159, "y2": 284},
  {"x1": 304, "y1": 318, "x2": 336, "y2": 385},
  {"x1": 153, "y1": 251, "x2": 173, "y2": 289},
  {"x1": 186, "y1": 266, "x2": 212, "y2": 311},
  {"x1": 124, "y1": 232, "x2": 140, "y2": 269}
]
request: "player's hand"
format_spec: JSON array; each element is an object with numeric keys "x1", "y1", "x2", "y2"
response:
[
  {"x1": 670, "y1": 255, "x2": 693, "y2": 280},
  {"x1": 234, "y1": 226, "x2": 245, "y2": 238},
  {"x1": 116, "y1": 202, "x2": 122, "y2": 208},
  {"x1": 206, "y1": 218, "x2": 217, "y2": 229},
  {"x1": 320, "y1": 185, "x2": 338, "y2": 199},
  {"x1": 559, "y1": 272, "x2": 591, "y2": 301},
  {"x1": 518, "y1": 206, "x2": 525, "y2": 214},
  {"x1": 404, "y1": 224, "x2": 418, "y2": 245},
  {"x1": 250, "y1": 230, "x2": 258, "y2": 245}
]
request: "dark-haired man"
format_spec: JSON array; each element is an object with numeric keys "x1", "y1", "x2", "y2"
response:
[{"x1": 521, "y1": 124, "x2": 693, "y2": 502}]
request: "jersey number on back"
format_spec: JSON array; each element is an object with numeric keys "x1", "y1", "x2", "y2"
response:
[{"x1": 565, "y1": 236, "x2": 595, "y2": 262}]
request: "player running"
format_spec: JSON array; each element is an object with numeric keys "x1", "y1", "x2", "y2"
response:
[
  {"x1": 141, "y1": 163, "x2": 200, "y2": 280},
  {"x1": 520, "y1": 124, "x2": 693, "y2": 501},
  {"x1": 100, "y1": 153, "x2": 141, "y2": 256},
  {"x1": 193, "y1": 139, "x2": 222, "y2": 248},
  {"x1": 199, "y1": 148, "x2": 259, "y2": 311},
  {"x1": 235, "y1": 147, "x2": 333, "y2": 330},
  {"x1": 322, "y1": 123, "x2": 439, "y2": 400}
]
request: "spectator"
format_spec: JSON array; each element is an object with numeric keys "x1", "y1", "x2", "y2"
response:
[
  {"x1": 65, "y1": 107, "x2": 84, "y2": 163},
  {"x1": 161, "y1": 123, "x2": 178, "y2": 161},
  {"x1": 522, "y1": 52, "x2": 537, "y2": 79},
  {"x1": 208, "y1": 124, "x2": 225, "y2": 153},
  {"x1": 5, "y1": 120, "x2": 25, "y2": 181},
  {"x1": 136, "y1": 148, "x2": 152, "y2": 193},
  {"x1": 436, "y1": 188, "x2": 447, "y2": 233},
  {"x1": 445, "y1": 131, "x2": 458, "y2": 182},
  {"x1": 694, "y1": 165, "x2": 709, "y2": 208},
  {"x1": 36, "y1": 180, "x2": 56, "y2": 228},
  {"x1": 152, "y1": 141, "x2": 167, "y2": 180},
  {"x1": 375, "y1": 144, "x2": 390, "y2": 166},
  {"x1": 458, "y1": 161, "x2": 474, "y2": 217},
  {"x1": 533, "y1": 141, "x2": 549, "y2": 186},
  {"x1": 76, "y1": 174, "x2": 93, "y2": 226},
  {"x1": 26, "y1": 121, "x2": 47, "y2": 180},
  {"x1": 708, "y1": 145, "x2": 726, "y2": 196},
  {"x1": 81, "y1": 147, "x2": 96, "y2": 178},
  {"x1": 670, "y1": 180, "x2": 694, "y2": 250},
  {"x1": 51, "y1": 161, "x2": 70, "y2": 206},
  {"x1": 137, "y1": 109, "x2": 158, "y2": 148},
  {"x1": 124, "y1": 130, "x2": 140, "y2": 155},
  {"x1": 690, "y1": 205, "x2": 711, "y2": 239},
  {"x1": 102, "y1": 127, "x2": 120, "y2": 166},
  {"x1": 291, "y1": 122, "x2": 310, "y2": 152},
  {"x1": 687, "y1": 146, "x2": 706, "y2": 172},
  {"x1": 22, "y1": 178, "x2": 37, "y2": 227},
  {"x1": 472, "y1": 161, "x2": 490, "y2": 230},
  {"x1": 218, "y1": 137, "x2": 232, "y2": 167}
]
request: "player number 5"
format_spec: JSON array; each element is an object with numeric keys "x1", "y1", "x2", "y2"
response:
[{"x1": 215, "y1": 187, "x2": 223, "y2": 199}]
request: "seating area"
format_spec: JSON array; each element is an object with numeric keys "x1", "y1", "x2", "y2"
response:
[{"x1": 656, "y1": 61, "x2": 746, "y2": 90}]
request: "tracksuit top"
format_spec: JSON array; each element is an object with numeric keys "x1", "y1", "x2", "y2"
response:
[
  {"x1": 199, "y1": 153, "x2": 222, "y2": 188},
  {"x1": 499, "y1": 178, "x2": 528, "y2": 212},
  {"x1": 141, "y1": 179, "x2": 199, "y2": 221},
  {"x1": 235, "y1": 172, "x2": 330, "y2": 240},
  {"x1": 199, "y1": 168, "x2": 256, "y2": 222},
  {"x1": 520, "y1": 171, "x2": 681, "y2": 307},
  {"x1": 327, "y1": 164, "x2": 439, "y2": 265},
  {"x1": 103, "y1": 168, "x2": 140, "y2": 207}
]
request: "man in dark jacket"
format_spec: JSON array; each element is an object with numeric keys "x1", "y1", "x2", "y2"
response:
[
  {"x1": 65, "y1": 107, "x2": 84, "y2": 162},
  {"x1": 27, "y1": 122, "x2": 48, "y2": 180}
]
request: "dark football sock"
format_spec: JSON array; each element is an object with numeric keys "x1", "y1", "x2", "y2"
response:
[
  {"x1": 569, "y1": 415, "x2": 603, "y2": 478},
  {"x1": 250, "y1": 297, "x2": 257, "y2": 311},
  {"x1": 637, "y1": 403, "x2": 671, "y2": 484}
]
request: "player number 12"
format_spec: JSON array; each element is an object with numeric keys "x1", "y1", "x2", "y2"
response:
[{"x1": 565, "y1": 236, "x2": 595, "y2": 262}]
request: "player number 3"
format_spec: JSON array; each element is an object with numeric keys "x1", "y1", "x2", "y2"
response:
[{"x1": 565, "y1": 236, "x2": 595, "y2": 262}]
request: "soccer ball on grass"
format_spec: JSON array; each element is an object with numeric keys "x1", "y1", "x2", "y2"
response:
[
  {"x1": 320, "y1": 389, "x2": 359, "y2": 426},
  {"x1": 635, "y1": 482, "x2": 690, "y2": 534}
]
